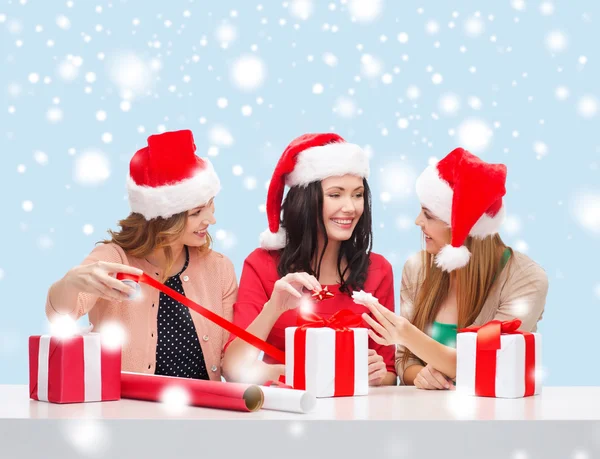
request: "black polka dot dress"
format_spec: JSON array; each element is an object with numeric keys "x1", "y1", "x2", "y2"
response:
[{"x1": 155, "y1": 247, "x2": 209, "y2": 380}]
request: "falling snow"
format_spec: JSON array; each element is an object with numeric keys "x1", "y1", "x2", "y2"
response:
[{"x1": 1, "y1": 0, "x2": 598, "y2": 396}]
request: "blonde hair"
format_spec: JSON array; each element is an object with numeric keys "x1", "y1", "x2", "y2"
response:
[
  {"x1": 401, "y1": 232, "x2": 511, "y2": 370},
  {"x1": 101, "y1": 212, "x2": 212, "y2": 282}
]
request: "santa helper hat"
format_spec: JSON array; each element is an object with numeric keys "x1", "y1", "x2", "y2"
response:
[
  {"x1": 415, "y1": 147, "x2": 507, "y2": 272},
  {"x1": 260, "y1": 133, "x2": 369, "y2": 250},
  {"x1": 127, "y1": 129, "x2": 221, "y2": 220}
]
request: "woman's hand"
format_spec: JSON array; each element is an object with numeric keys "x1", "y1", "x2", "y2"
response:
[
  {"x1": 414, "y1": 364, "x2": 454, "y2": 390},
  {"x1": 266, "y1": 272, "x2": 321, "y2": 316},
  {"x1": 64, "y1": 261, "x2": 143, "y2": 302},
  {"x1": 361, "y1": 301, "x2": 410, "y2": 346},
  {"x1": 368, "y1": 349, "x2": 387, "y2": 386}
]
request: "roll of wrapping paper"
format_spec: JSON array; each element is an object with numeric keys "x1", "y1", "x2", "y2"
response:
[
  {"x1": 121, "y1": 372, "x2": 264, "y2": 412},
  {"x1": 117, "y1": 272, "x2": 286, "y2": 364},
  {"x1": 260, "y1": 385, "x2": 316, "y2": 414}
]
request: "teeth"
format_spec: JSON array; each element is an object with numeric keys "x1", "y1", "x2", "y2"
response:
[{"x1": 332, "y1": 219, "x2": 352, "y2": 225}]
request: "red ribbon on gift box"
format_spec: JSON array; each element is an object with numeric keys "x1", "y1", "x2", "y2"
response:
[
  {"x1": 117, "y1": 273, "x2": 286, "y2": 364},
  {"x1": 458, "y1": 318, "x2": 536, "y2": 398},
  {"x1": 292, "y1": 309, "x2": 363, "y2": 396},
  {"x1": 29, "y1": 334, "x2": 121, "y2": 403}
]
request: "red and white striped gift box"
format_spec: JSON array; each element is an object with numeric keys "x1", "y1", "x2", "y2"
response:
[{"x1": 29, "y1": 332, "x2": 121, "y2": 404}]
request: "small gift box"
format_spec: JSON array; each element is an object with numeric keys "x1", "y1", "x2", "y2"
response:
[
  {"x1": 456, "y1": 318, "x2": 542, "y2": 398},
  {"x1": 29, "y1": 326, "x2": 121, "y2": 403},
  {"x1": 285, "y1": 310, "x2": 369, "y2": 398}
]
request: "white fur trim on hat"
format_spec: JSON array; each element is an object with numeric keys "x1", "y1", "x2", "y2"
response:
[
  {"x1": 435, "y1": 244, "x2": 471, "y2": 272},
  {"x1": 259, "y1": 226, "x2": 287, "y2": 250},
  {"x1": 415, "y1": 164, "x2": 453, "y2": 225},
  {"x1": 127, "y1": 159, "x2": 221, "y2": 220},
  {"x1": 285, "y1": 142, "x2": 369, "y2": 187},
  {"x1": 470, "y1": 203, "x2": 506, "y2": 238}
]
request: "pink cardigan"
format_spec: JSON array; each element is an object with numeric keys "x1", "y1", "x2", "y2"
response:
[{"x1": 45, "y1": 243, "x2": 238, "y2": 381}]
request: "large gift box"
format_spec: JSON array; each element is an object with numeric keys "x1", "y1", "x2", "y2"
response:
[
  {"x1": 285, "y1": 310, "x2": 368, "y2": 398},
  {"x1": 29, "y1": 331, "x2": 121, "y2": 403},
  {"x1": 456, "y1": 318, "x2": 542, "y2": 398}
]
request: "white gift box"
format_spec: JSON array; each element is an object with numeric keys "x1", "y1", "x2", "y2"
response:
[
  {"x1": 285, "y1": 327, "x2": 369, "y2": 398},
  {"x1": 456, "y1": 331, "x2": 542, "y2": 398}
]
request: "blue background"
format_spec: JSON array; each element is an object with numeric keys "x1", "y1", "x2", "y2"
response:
[{"x1": 1, "y1": 0, "x2": 598, "y2": 385}]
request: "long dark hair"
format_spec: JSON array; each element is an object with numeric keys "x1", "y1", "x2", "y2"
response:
[{"x1": 277, "y1": 178, "x2": 373, "y2": 294}]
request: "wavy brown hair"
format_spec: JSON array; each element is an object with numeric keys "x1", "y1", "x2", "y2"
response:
[
  {"x1": 401, "y1": 232, "x2": 512, "y2": 370},
  {"x1": 101, "y1": 212, "x2": 212, "y2": 282}
]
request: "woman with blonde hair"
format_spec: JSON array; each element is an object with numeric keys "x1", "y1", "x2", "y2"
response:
[
  {"x1": 45, "y1": 130, "x2": 237, "y2": 381},
  {"x1": 362, "y1": 147, "x2": 548, "y2": 389}
]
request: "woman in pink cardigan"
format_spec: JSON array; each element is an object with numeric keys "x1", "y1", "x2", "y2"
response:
[{"x1": 45, "y1": 129, "x2": 237, "y2": 381}]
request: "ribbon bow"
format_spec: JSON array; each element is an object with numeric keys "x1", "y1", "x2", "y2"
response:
[
  {"x1": 296, "y1": 309, "x2": 363, "y2": 331},
  {"x1": 311, "y1": 286, "x2": 335, "y2": 302},
  {"x1": 458, "y1": 318, "x2": 522, "y2": 352}
]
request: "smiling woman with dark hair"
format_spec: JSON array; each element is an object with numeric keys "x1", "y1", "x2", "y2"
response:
[
  {"x1": 277, "y1": 178, "x2": 373, "y2": 295},
  {"x1": 222, "y1": 133, "x2": 397, "y2": 386}
]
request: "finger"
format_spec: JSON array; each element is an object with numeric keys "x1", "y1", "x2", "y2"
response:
[
  {"x1": 289, "y1": 273, "x2": 318, "y2": 293},
  {"x1": 366, "y1": 302, "x2": 394, "y2": 328},
  {"x1": 368, "y1": 349, "x2": 376, "y2": 356},
  {"x1": 99, "y1": 274, "x2": 137, "y2": 295},
  {"x1": 368, "y1": 360, "x2": 385, "y2": 375},
  {"x1": 304, "y1": 273, "x2": 322, "y2": 292},
  {"x1": 415, "y1": 374, "x2": 434, "y2": 390},
  {"x1": 414, "y1": 374, "x2": 425, "y2": 389},
  {"x1": 372, "y1": 302, "x2": 398, "y2": 323},
  {"x1": 422, "y1": 367, "x2": 446, "y2": 390},
  {"x1": 361, "y1": 313, "x2": 391, "y2": 339},
  {"x1": 367, "y1": 329, "x2": 390, "y2": 346},
  {"x1": 301, "y1": 273, "x2": 321, "y2": 293},
  {"x1": 99, "y1": 262, "x2": 143, "y2": 276},
  {"x1": 368, "y1": 353, "x2": 384, "y2": 365},
  {"x1": 369, "y1": 367, "x2": 386, "y2": 383},
  {"x1": 367, "y1": 354, "x2": 383, "y2": 367},
  {"x1": 91, "y1": 280, "x2": 126, "y2": 302},
  {"x1": 97, "y1": 279, "x2": 132, "y2": 300},
  {"x1": 281, "y1": 283, "x2": 302, "y2": 299},
  {"x1": 429, "y1": 367, "x2": 451, "y2": 389}
]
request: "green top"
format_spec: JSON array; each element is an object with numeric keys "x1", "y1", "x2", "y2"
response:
[
  {"x1": 430, "y1": 321, "x2": 458, "y2": 348},
  {"x1": 430, "y1": 248, "x2": 512, "y2": 348}
]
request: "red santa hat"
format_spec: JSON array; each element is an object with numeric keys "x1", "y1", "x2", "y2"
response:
[
  {"x1": 415, "y1": 147, "x2": 507, "y2": 272},
  {"x1": 260, "y1": 133, "x2": 369, "y2": 250},
  {"x1": 127, "y1": 129, "x2": 220, "y2": 220}
]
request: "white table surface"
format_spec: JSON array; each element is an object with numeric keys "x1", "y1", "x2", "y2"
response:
[{"x1": 2, "y1": 385, "x2": 599, "y2": 420}]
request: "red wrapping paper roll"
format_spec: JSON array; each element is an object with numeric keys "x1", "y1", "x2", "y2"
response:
[{"x1": 121, "y1": 372, "x2": 264, "y2": 412}]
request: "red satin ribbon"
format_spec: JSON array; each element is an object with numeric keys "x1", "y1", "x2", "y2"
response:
[
  {"x1": 117, "y1": 272, "x2": 286, "y2": 364},
  {"x1": 458, "y1": 318, "x2": 536, "y2": 397},
  {"x1": 293, "y1": 309, "x2": 362, "y2": 396}
]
